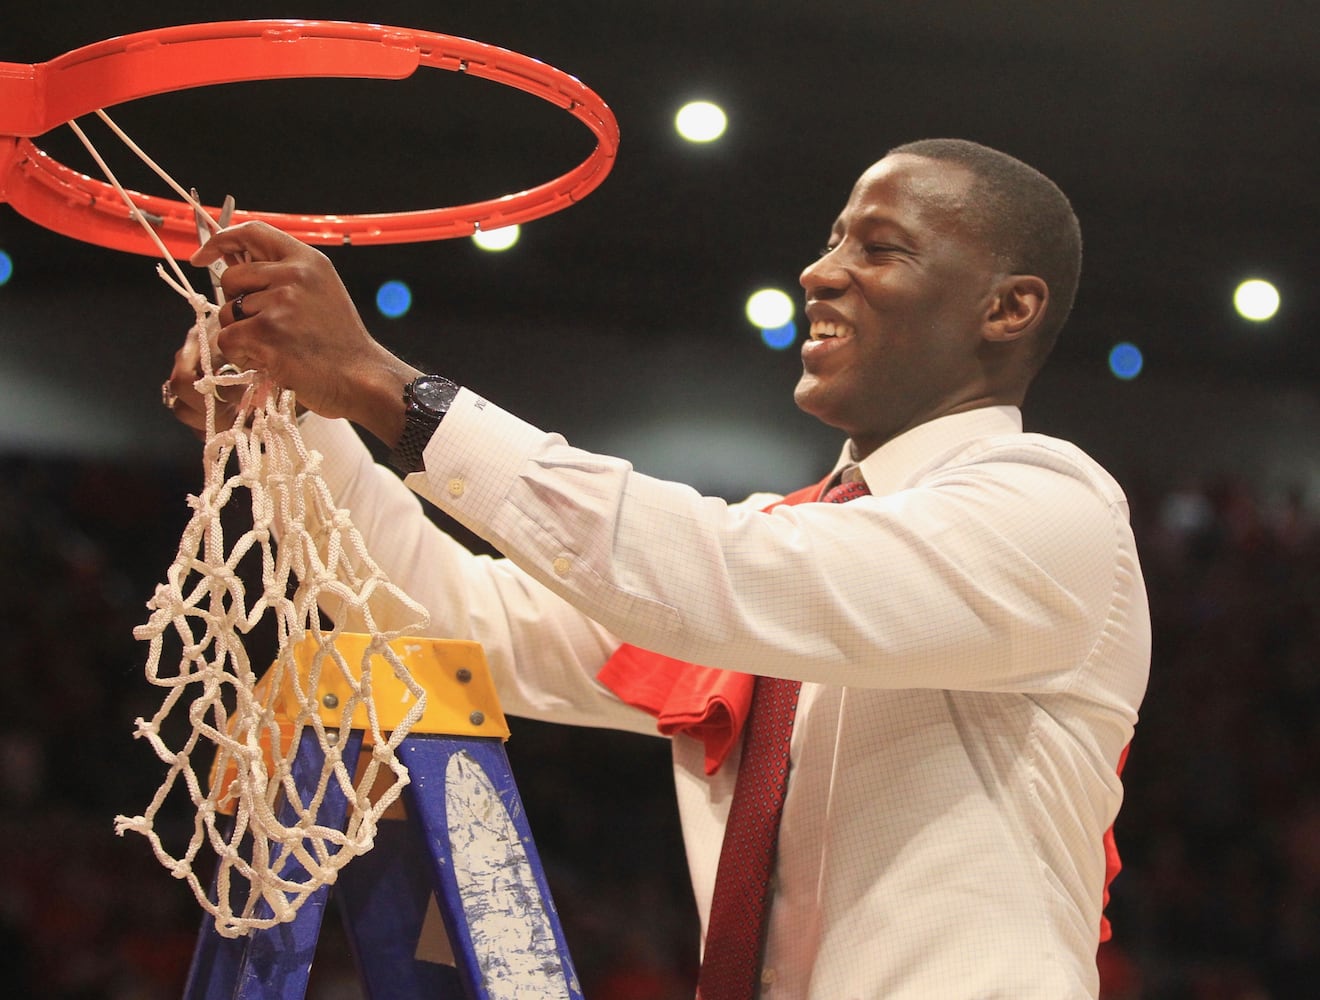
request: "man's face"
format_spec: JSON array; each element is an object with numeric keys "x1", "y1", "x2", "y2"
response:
[{"x1": 795, "y1": 154, "x2": 1004, "y2": 457}]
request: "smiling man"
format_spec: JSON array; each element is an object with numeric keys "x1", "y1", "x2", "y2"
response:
[
  {"x1": 797, "y1": 142, "x2": 1076, "y2": 458},
  {"x1": 170, "y1": 138, "x2": 1150, "y2": 998}
]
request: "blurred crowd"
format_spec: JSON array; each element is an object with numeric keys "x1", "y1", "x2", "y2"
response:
[{"x1": 1, "y1": 453, "x2": 1317, "y2": 998}]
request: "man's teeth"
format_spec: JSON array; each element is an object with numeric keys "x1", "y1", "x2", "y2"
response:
[{"x1": 810, "y1": 321, "x2": 853, "y2": 341}]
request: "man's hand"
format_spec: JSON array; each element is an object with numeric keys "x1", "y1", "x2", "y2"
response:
[
  {"x1": 164, "y1": 322, "x2": 243, "y2": 439},
  {"x1": 188, "y1": 221, "x2": 421, "y2": 447}
]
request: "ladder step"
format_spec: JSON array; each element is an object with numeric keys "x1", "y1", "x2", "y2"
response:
[
  {"x1": 335, "y1": 812, "x2": 466, "y2": 998},
  {"x1": 398, "y1": 734, "x2": 583, "y2": 1000},
  {"x1": 183, "y1": 728, "x2": 364, "y2": 1000},
  {"x1": 183, "y1": 730, "x2": 581, "y2": 1000}
]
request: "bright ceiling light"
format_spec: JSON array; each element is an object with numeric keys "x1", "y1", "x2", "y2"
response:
[
  {"x1": 1233, "y1": 278, "x2": 1280, "y2": 321},
  {"x1": 472, "y1": 225, "x2": 520, "y2": 252},
  {"x1": 745, "y1": 287, "x2": 794, "y2": 329},
  {"x1": 675, "y1": 101, "x2": 727, "y2": 143}
]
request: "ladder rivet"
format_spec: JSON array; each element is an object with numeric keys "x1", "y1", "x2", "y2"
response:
[
  {"x1": 456, "y1": 668, "x2": 473, "y2": 683},
  {"x1": 322, "y1": 693, "x2": 339, "y2": 709},
  {"x1": 469, "y1": 711, "x2": 485, "y2": 726},
  {"x1": 326, "y1": 730, "x2": 340, "y2": 745}
]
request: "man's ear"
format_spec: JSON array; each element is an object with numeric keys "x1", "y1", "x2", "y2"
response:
[{"x1": 983, "y1": 275, "x2": 1048, "y2": 343}]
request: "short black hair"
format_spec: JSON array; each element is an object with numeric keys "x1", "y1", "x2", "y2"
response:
[{"x1": 887, "y1": 138, "x2": 1082, "y2": 359}]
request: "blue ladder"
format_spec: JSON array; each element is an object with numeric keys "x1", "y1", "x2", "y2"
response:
[{"x1": 180, "y1": 636, "x2": 583, "y2": 1000}]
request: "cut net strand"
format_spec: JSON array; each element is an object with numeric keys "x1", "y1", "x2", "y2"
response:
[{"x1": 72, "y1": 109, "x2": 433, "y2": 937}]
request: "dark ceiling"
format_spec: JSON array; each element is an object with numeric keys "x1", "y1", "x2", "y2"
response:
[{"x1": 1, "y1": 1, "x2": 1318, "y2": 490}]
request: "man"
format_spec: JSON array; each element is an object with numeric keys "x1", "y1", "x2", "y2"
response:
[{"x1": 169, "y1": 139, "x2": 1150, "y2": 997}]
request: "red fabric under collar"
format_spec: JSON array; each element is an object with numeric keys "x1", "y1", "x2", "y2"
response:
[{"x1": 595, "y1": 477, "x2": 828, "y2": 775}]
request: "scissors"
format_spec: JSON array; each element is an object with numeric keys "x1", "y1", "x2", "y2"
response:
[
  {"x1": 191, "y1": 189, "x2": 235, "y2": 306},
  {"x1": 192, "y1": 190, "x2": 244, "y2": 397}
]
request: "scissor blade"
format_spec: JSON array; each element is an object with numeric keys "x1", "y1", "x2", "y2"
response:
[{"x1": 192, "y1": 190, "x2": 235, "y2": 306}]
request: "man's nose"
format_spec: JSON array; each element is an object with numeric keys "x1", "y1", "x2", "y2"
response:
[{"x1": 800, "y1": 247, "x2": 848, "y2": 297}]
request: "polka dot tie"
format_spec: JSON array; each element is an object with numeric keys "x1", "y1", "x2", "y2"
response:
[
  {"x1": 696, "y1": 477, "x2": 870, "y2": 1000},
  {"x1": 819, "y1": 478, "x2": 871, "y2": 505}
]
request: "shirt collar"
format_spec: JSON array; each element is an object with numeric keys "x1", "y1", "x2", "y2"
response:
[{"x1": 829, "y1": 406, "x2": 1023, "y2": 497}]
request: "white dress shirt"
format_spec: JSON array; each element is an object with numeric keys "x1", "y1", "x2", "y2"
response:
[{"x1": 297, "y1": 397, "x2": 1150, "y2": 999}]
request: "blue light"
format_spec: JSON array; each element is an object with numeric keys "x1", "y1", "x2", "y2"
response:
[
  {"x1": 375, "y1": 279, "x2": 412, "y2": 318},
  {"x1": 0, "y1": 250, "x2": 12, "y2": 286},
  {"x1": 1108, "y1": 342, "x2": 1143, "y2": 381},
  {"x1": 760, "y1": 320, "x2": 797, "y2": 350}
]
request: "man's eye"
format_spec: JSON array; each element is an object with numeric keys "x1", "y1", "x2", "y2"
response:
[{"x1": 818, "y1": 245, "x2": 838, "y2": 257}]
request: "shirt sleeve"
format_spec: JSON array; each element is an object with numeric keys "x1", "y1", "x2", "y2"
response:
[
  {"x1": 295, "y1": 412, "x2": 658, "y2": 735},
  {"x1": 414, "y1": 389, "x2": 1139, "y2": 696}
]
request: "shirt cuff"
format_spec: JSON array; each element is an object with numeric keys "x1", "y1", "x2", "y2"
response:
[{"x1": 408, "y1": 387, "x2": 549, "y2": 527}]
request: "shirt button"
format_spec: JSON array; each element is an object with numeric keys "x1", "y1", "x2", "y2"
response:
[
  {"x1": 761, "y1": 968, "x2": 777, "y2": 986},
  {"x1": 552, "y1": 556, "x2": 571, "y2": 577},
  {"x1": 446, "y1": 477, "x2": 465, "y2": 498}
]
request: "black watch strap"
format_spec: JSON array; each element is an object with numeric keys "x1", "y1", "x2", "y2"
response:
[{"x1": 388, "y1": 375, "x2": 459, "y2": 474}]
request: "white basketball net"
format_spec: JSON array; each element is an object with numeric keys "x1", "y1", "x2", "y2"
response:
[{"x1": 67, "y1": 112, "x2": 431, "y2": 937}]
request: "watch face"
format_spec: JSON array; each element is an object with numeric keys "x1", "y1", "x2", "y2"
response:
[{"x1": 411, "y1": 376, "x2": 458, "y2": 416}]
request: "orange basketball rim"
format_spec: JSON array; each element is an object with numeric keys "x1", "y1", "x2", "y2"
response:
[{"x1": 0, "y1": 19, "x2": 619, "y2": 255}]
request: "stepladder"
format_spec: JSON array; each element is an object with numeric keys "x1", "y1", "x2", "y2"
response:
[{"x1": 182, "y1": 634, "x2": 584, "y2": 1000}]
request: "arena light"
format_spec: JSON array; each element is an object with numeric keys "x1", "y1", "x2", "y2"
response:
[
  {"x1": 675, "y1": 100, "x2": 727, "y2": 143},
  {"x1": 760, "y1": 321, "x2": 797, "y2": 351},
  {"x1": 1108, "y1": 342, "x2": 1144, "y2": 381},
  {"x1": 1233, "y1": 278, "x2": 1280, "y2": 321},
  {"x1": 375, "y1": 279, "x2": 412, "y2": 319},
  {"x1": 472, "y1": 224, "x2": 520, "y2": 252},
  {"x1": 745, "y1": 287, "x2": 794, "y2": 330}
]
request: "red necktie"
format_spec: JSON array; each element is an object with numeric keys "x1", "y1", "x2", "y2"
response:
[{"x1": 696, "y1": 477, "x2": 870, "y2": 1000}]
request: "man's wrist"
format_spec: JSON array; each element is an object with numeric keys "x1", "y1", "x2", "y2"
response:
[{"x1": 388, "y1": 374, "x2": 460, "y2": 474}]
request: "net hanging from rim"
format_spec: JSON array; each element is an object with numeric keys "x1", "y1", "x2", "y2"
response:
[
  {"x1": 71, "y1": 104, "x2": 437, "y2": 935},
  {"x1": 0, "y1": 20, "x2": 618, "y2": 938}
]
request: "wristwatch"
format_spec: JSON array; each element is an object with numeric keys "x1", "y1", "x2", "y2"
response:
[{"x1": 389, "y1": 374, "x2": 459, "y2": 474}]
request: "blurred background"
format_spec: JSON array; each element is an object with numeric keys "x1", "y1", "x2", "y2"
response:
[{"x1": 1, "y1": 1, "x2": 1317, "y2": 997}]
